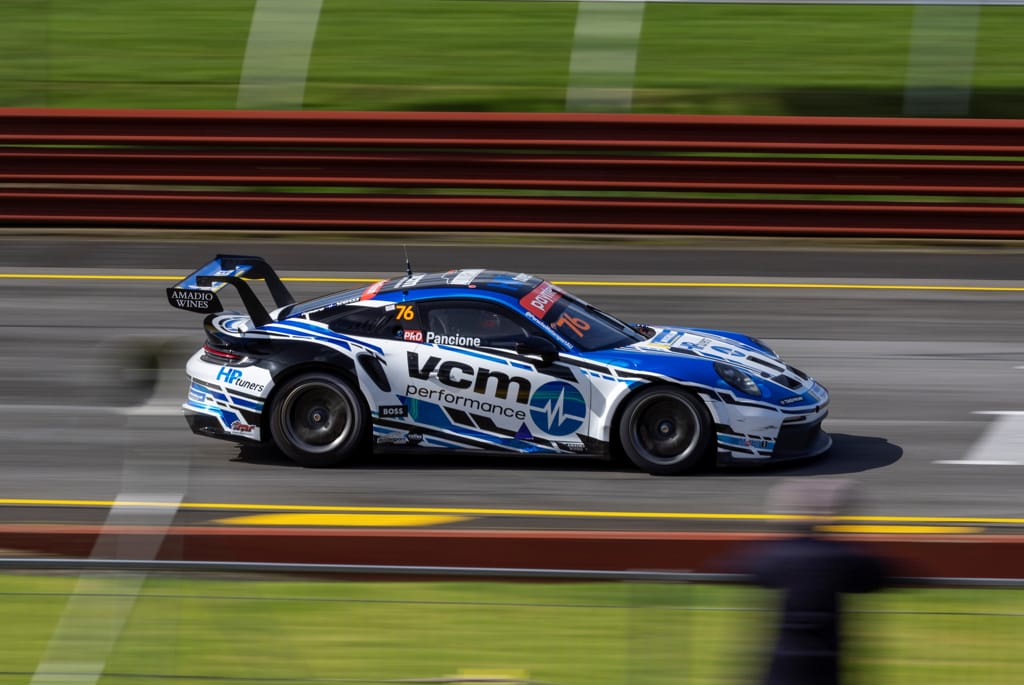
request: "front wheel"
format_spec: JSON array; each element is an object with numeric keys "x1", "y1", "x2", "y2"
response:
[
  {"x1": 269, "y1": 372, "x2": 368, "y2": 467},
  {"x1": 618, "y1": 387, "x2": 712, "y2": 475}
]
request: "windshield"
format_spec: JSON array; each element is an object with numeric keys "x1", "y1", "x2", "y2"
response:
[{"x1": 521, "y1": 282, "x2": 648, "y2": 351}]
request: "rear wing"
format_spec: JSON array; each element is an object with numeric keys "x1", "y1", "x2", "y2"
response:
[{"x1": 166, "y1": 254, "x2": 295, "y2": 326}]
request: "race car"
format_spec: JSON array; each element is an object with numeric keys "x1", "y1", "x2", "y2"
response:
[{"x1": 167, "y1": 255, "x2": 831, "y2": 475}]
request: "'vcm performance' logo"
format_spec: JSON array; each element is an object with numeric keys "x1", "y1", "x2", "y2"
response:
[
  {"x1": 528, "y1": 381, "x2": 586, "y2": 436},
  {"x1": 407, "y1": 352, "x2": 531, "y2": 403}
]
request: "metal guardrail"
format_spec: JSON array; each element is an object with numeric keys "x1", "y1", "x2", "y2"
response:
[
  {"x1": 2, "y1": 558, "x2": 1023, "y2": 587},
  {"x1": 4, "y1": 108, "x2": 1024, "y2": 236}
]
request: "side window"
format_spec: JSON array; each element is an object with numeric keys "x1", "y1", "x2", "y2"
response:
[
  {"x1": 422, "y1": 302, "x2": 535, "y2": 349},
  {"x1": 315, "y1": 305, "x2": 399, "y2": 338}
]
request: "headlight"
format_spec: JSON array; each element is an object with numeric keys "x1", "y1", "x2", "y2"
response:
[{"x1": 714, "y1": 362, "x2": 762, "y2": 397}]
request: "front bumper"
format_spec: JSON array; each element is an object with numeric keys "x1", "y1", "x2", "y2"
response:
[
  {"x1": 773, "y1": 415, "x2": 832, "y2": 460},
  {"x1": 716, "y1": 412, "x2": 831, "y2": 466}
]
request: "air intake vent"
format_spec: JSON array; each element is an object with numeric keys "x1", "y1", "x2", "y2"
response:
[{"x1": 772, "y1": 374, "x2": 803, "y2": 390}]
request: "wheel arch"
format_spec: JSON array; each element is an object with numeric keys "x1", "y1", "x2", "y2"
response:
[
  {"x1": 608, "y1": 381, "x2": 677, "y2": 456},
  {"x1": 261, "y1": 360, "x2": 363, "y2": 441},
  {"x1": 608, "y1": 380, "x2": 716, "y2": 466}
]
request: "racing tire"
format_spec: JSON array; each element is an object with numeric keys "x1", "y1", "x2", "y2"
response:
[
  {"x1": 269, "y1": 372, "x2": 368, "y2": 468},
  {"x1": 617, "y1": 387, "x2": 712, "y2": 475}
]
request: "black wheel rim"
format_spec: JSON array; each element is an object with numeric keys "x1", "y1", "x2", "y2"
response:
[
  {"x1": 279, "y1": 381, "x2": 354, "y2": 454},
  {"x1": 630, "y1": 395, "x2": 701, "y2": 465}
]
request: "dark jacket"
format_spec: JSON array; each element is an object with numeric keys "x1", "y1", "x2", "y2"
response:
[{"x1": 738, "y1": 535, "x2": 888, "y2": 685}]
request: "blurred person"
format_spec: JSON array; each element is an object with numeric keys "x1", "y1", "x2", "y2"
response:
[{"x1": 728, "y1": 478, "x2": 889, "y2": 685}]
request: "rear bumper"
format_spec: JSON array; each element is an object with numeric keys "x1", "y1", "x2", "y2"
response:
[
  {"x1": 182, "y1": 347, "x2": 269, "y2": 444},
  {"x1": 184, "y1": 411, "x2": 258, "y2": 445}
]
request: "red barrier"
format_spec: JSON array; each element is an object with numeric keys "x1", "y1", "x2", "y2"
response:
[
  {"x1": 6, "y1": 190, "x2": 1024, "y2": 236},
  {"x1": 4, "y1": 108, "x2": 1024, "y2": 236},
  {"x1": 5, "y1": 108, "x2": 1024, "y2": 153},
  {"x1": 0, "y1": 525, "x2": 1021, "y2": 579},
  {"x1": 5, "y1": 149, "x2": 1024, "y2": 196}
]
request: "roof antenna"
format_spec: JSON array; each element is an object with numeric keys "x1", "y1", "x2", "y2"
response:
[{"x1": 403, "y1": 245, "x2": 413, "y2": 277}]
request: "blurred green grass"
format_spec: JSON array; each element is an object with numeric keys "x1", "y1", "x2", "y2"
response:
[
  {"x1": 4, "y1": 0, "x2": 1024, "y2": 115},
  {"x1": 1, "y1": 574, "x2": 1021, "y2": 684}
]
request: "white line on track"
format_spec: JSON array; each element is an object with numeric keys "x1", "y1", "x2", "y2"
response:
[
  {"x1": 0, "y1": 403, "x2": 182, "y2": 416},
  {"x1": 934, "y1": 411, "x2": 1024, "y2": 465}
]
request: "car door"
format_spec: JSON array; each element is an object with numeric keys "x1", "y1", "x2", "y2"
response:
[{"x1": 388, "y1": 298, "x2": 594, "y2": 453}]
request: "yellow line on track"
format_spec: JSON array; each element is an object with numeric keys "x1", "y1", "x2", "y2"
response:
[
  {"x1": 1, "y1": 273, "x2": 1024, "y2": 291},
  {"x1": 215, "y1": 513, "x2": 469, "y2": 527},
  {"x1": 816, "y1": 525, "x2": 984, "y2": 535},
  {"x1": 2, "y1": 498, "x2": 1023, "y2": 526}
]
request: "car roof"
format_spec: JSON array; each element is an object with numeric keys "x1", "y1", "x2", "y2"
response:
[
  {"x1": 284, "y1": 269, "x2": 549, "y2": 318},
  {"x1": 376, "y1": 269, "x2": 543, "y2": 298}
]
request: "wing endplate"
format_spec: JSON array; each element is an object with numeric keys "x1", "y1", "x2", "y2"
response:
[{"x1": 166, "y1": 255, "x2": 294, "y2": 326}]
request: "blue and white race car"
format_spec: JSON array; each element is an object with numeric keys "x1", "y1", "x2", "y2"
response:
[{"x1": 167, "y1": 255, "x2": 831, "y2": 475}]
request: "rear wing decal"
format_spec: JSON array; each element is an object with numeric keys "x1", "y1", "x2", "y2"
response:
[{"x1": 166, "y1": 254, "x2": 295, "y2": 326}]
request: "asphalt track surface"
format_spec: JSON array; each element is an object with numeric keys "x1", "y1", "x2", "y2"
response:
[{"x1": 2, "y1": 233, "x2": 1024, "y2": 536}]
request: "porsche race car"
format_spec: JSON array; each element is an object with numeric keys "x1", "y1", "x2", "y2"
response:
[{"x1": 167, "y1": 255, "x2": 831, "y2": 475}]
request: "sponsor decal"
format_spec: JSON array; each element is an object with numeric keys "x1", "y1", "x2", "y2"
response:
[
  {"x1": 360, "y1": 280, "x2": 387, "y2": 301},
  {"x1": 217, "y1": 367, "x2": 243, "y2": 384},
  {"x1": 406, "y1": 351, "x2": 532, "y2": 420},
  {"x1": 528, "y1": 381, "x2": 586, "y2": 436},
  {"x1": 376, "y1": 432, "x2": 424, "y2": 446},
  {"x1": 520, "y1": 282, "x2": 562, "y2": 318},
  {"x1": 404, "y1": 329, "x2": 424, "y2": 343},
  {"x1": 406, "y1": 385, "x2": 527, "y2": 420},
  {"x1": 450, "y1": 269, "x2": 483, "y2": 285},
  {"x1": 230, "y1": 421, "x2": 256, "y2": 433},
  {"x1": 808, "y1": 382, "x2": 827, "y2": 403},
  {"x1": 779, "y1": 396, "x2": 804, "y2": 406},
  {"x1": 557, "y1": 441, "x2": 587, "y2": 452},
  {"x1": 426, "y1": 331, "x2": 481, "y2": 346},
  {"x1": 405, "y1": 353, "x2": 589, "y2": 435},
  {"x1": 379, "y1": 405, "x2": 408, "y2": 418},
  {"x1": 170, "y1": 289, "x2": 215, "y2": 310},
  {"x1": 654, "y1": 330, "x2": 680, "y2": 346},
  {"x1": 513, "y1": 273, "x2": 532, "y2": 282},
  {"x1": 217, "y1": 367, "x2": 266, "y2": 393},
  {"x1": 675, "y1": 337, "x2": 711, "y2": 351}
]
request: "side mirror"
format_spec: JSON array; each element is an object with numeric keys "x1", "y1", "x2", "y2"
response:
[{"x1": 515, "y1": 335, "x2": 559, "y2": 366}]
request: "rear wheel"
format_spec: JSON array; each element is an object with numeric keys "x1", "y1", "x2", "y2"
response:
[
  {"x1": 269, "y1": 372, "x2": 367, "y2": 467},
  {"x1": 618, "y1": 387, "x2": 711, "y2": 475}
]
